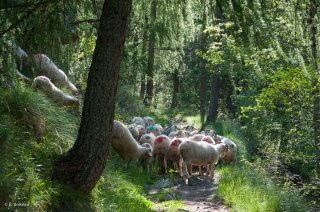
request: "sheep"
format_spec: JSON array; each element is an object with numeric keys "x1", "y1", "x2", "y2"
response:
[
  {"x1": 127, "y1": 124, "x2": 140, "y2": 140},
  {"x1": 201, "y1": 136, "x2": 215, "y2": 144},
  {"x1": 153, "y1": 135, "x2": 171, "y2": 174},
  {"x1": 144, "y1": 116, "x2": 155, "y2": 127},
  {"x1": 139, "y1": 143, "x2": 154, "y2": 172},
  {"x1": 132, "y1": 117, "x2": 145, "y2": 127},
  {"x1": 136, "y1": 124, "x2": 147, "y2": 139},
  {"x1": 162, "y1": 125, "x2": 178, "y2": 136},
  {"x1": 185, "y1": 125, "x2": 195, "y2": 133},
  {"x1": 213, "y1": 134, "x2": 224, "y2": 143},
  {"x1": 32, "y1": 76, "x2": 79, "y2": 110},
  {"x1": 111, "y1": 120, "x2": 153, "y2": 168},
  {"x1": 189, "y1": 134, "x2": 205, "y2": 141},
  {"x1": 167, "y1": 138, "x2": 184, "y2": 176},
  {"x1": 220, "y1": 138, "x2": 237, "y2": 164},
  {"x1": 179, "y1": 140, "x2": 227, "y2": 183},
  {"x1": 189, "y1": 130, "x2": 199, "y2": 136},
  {"x1": 168, "y1": 130, "x2": 189, "y2": 138},
  {"x1": 205, "y1": 129, "x2": 215, "y2": 137},
  {"x1": 146, "y1": 124, "x2": 163, "y2": 136},
  {"x1": 31, "y1": 54, "x2": 78, "y2": 95},
  {"x1": 139, "y1": 133, "x2": 156, "y2": 148}
]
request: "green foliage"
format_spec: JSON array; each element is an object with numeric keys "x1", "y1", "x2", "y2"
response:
[
  {"x1": 240, "y1": 68, "x2": 315, "y2": 177},
  {"x1": 215, "y1": 119, "x2": 313, "y2": 212}
]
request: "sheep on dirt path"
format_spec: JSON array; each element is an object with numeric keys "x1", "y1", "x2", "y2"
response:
[{"x1": 179, "y1": 140, "x2": 227, "y2": 183}]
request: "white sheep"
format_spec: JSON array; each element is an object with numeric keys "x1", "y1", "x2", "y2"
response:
[
  {"x1": 167, "y1": 137, "x2": 184, "y2": 176},
  {"x1": 139, "y1": 143, "x2": 154, "y2": 172},
  {"x1": 201, "y1": 136, "x2": 215, "y2": 144},
  {"x1": 153, "y1": 135, "x2": 171, "y2": 174},
  {"x1": 127, "y1": 123, "x2": 140, "y2": 140},
  {"x1": 144, "y1": 116, "x2": 155, "y2": 127},
  {"x1": 168, "y1": 130, "x2": 189, "y2": 138},
  {"x1": 132, "y1": 117, "x2": 145, "y2": 127},
  {"x1": 185, "y1": 125, "x2": 195, "y2": 132},
  {"x1": 189, "y1": 130, "x2": 199, "y2": 136},
  {"x1": 220, "y1": 137, "x2": 237, "y2": 164},
  {"x1": 146, "y1": 124, "x2": 163, "y2": 136},
  {"x1": 32, "y1": 76, "x2": 79, "y2": 110},
  {"x1": 189, "y1": 134, "x2": 205, "y2": 141},
  {"x1": 179, "y1": 140, "x2": 227, "y2": 183},
  {"x1": 205, "y1": 129, "x2": 215, "y2": 137},
  {"x1": 32, "y1": 54, "x2": 78, "y2": 95},
  {"x1": 111, "y1": 120, "x2": 153, "y2": 168},
  {"x1": 163, "y1": 125, "x2": 178, "y2": 136},
  {"x1": 139, "y1": 133, "x2": 156, "y2": 148}
]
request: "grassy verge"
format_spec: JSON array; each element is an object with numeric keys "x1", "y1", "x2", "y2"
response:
[
  {"x1": 210, "y1": 119, "x2": 312, "y2": 211},
  {"x1": 0, "y1": 85, "x2": 175, "y2": 211}
]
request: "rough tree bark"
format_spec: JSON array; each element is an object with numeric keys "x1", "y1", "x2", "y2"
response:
[
  {"x1": 171, "y1": 68, "x2": 180, "y2": 108},
  {"x1": 144, "y1": 0, "x2": 156, "y2": 106},
  {"x1": 52, "y1": 0, "x2": 132, "y2": 195},
  {"x1": 202, "y1": 73, "x2": 220, "y2": 129},
  {"x1": 309, "y1": 0, "x2": 320, "y2": 173}
]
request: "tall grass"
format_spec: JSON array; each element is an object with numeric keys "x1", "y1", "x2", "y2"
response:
[
  {"x1": 0, "y1": 84, "x2": 163, "y2": 211},
  {"x1": 211, "y1": 119, "x2": 312, "y2": 212}
]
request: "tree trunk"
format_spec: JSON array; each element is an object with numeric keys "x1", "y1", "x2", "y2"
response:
[
  {"x1": 171, "y1": 68, "x2": 180, "y2": 108},
  {"x1": 140, "y1": 73, "x2": 146, "y2": 99},
  {"x1": 199, "y1": 0, "x2": 208, "y2": 125},
  {"x1": 52, "y1": 0, "x2": 132, "y2": 195},
  {"x1": 140, "y1": 13, "x2": 148, "y2": 99},
  {"x1": 202, "y1": 73, "x2": 220, "y2": 129},
  {"x1": 144, "y1": 0, "x2": 156, "y2": 106},
  {"x1": 309, "y1": 0, "x2": 320, "y2": 173}
]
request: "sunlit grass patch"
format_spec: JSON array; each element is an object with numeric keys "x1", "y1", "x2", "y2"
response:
[{"x1": 218, "y1": 165, "x2": 311, "y2": 212}]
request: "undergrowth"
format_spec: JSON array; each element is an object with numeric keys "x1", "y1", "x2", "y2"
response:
[
  {"x1": 210, "y1": 119, "x2": 313, "y2": 212},
  {"x1": 0, "y1": 84, "x2": 167, "y2": 211}
]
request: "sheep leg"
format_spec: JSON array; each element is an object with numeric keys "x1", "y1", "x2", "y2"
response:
[
  {"x1": 209, "y1": 162, "x2": 215, "y2": 180},
  {"x1": 178, "y1": 158, "x2": 183, "y2": 177},
  {"x1": 182, "y1": 160, "x2": 190, "y2": 181},
  {"x1": 198, "y1": 165, "x2": 202, "y2": 176}
]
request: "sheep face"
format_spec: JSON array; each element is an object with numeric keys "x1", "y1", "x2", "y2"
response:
[{"x1": 141, "y1": 143, "x2": 153, "y2": 157}]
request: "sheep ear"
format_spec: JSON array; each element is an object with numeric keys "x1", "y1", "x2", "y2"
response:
[{"x1": 147, "y1": 149, "x2": 153, "y2": 157}]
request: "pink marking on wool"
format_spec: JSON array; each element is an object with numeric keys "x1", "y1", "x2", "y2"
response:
[{"x1": 155, "y1": 136, "x2": 165, "y2": 143}]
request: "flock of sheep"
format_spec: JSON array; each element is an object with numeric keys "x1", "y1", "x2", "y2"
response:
[
  {"x1": 111, "y1": 117, "x2": 237, "y2": 184},
  {"x1": 13, "y1": 44, "x2": 80, "y2": 110},
  {"x1": 12, "y1": 45, "x2": 237, "y2": 184}
]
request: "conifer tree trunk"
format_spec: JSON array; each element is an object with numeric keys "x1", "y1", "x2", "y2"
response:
[
  {"x1": 203, "y1": 73, "x2": 220, "y2": 129},
  {"x1": 52, "y1": 0, "x2": 132, "y2": 194},
  {"x1": 171, "y1": 68, "x2": 179, "y2": 108},
  {"x1": 309, "y1": 0, "x2": 320, "y2": 173},
  {"x1": 144, "y1": 0, "x2": 157, "y2": 106},
  {"x1": 140, "y1": 13, "x2": 148, "y2": 99},
  {"x1": 202, "y1": 0, "x2": 224, "y2": 130},
  {"x1": 199, "y1": 0, "x2": 208, "y2": 125}
]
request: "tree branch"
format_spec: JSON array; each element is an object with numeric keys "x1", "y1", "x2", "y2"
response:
[
  {"x1": 70, "y1": 19, "x2": 100, "y2": 26},
  {"x1": 0, "y1": 0, "x2": 56, "y2": 37}
]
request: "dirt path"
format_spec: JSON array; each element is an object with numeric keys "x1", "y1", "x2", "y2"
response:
[
  {"x1": 172, "y1": 173, "x2": 229, "y2": 212},
  {"x1": 148, "y1": 172, "x2": 229, "y2": 212}
]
